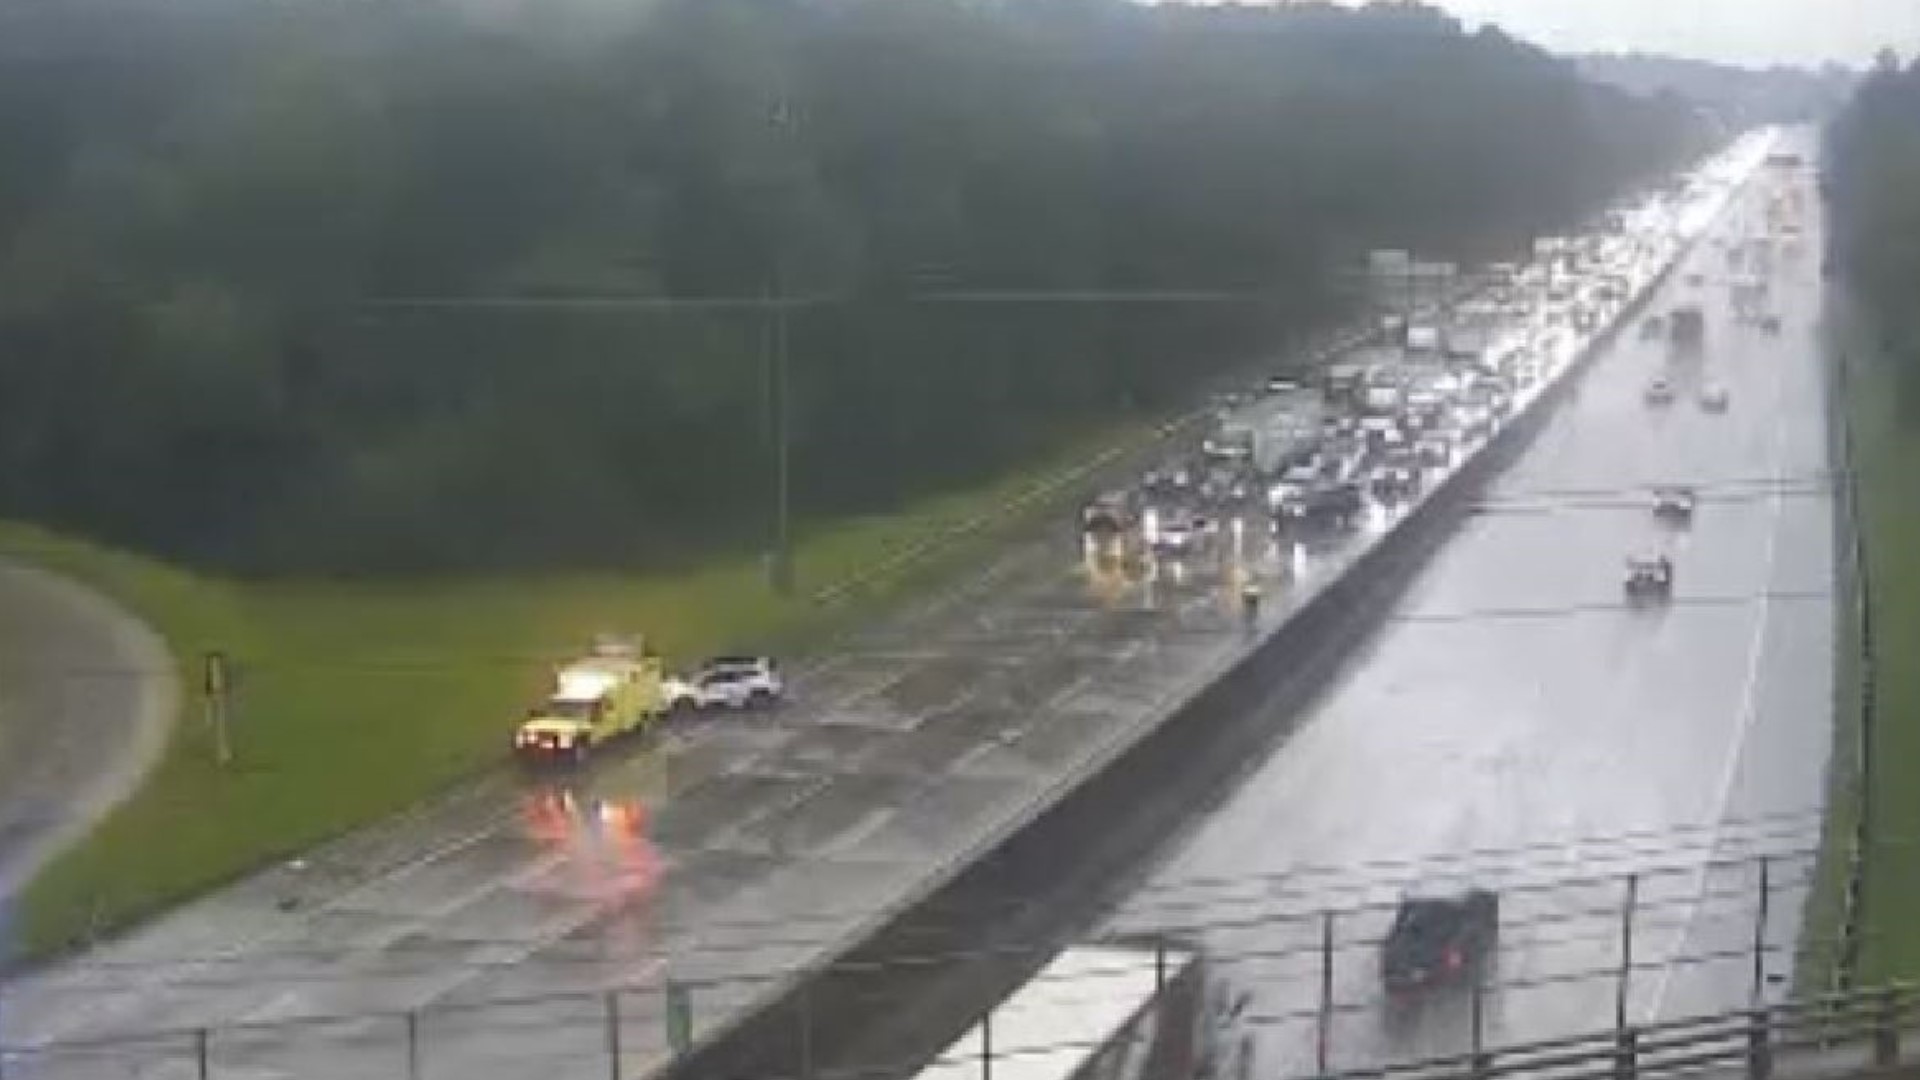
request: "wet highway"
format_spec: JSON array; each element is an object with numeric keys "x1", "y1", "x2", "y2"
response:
[
  {"x1": 1102, "y1": 134, "x2": 1833, "y2": 1073},
  {"x1": 0, "y1": 141, "x2": 1760, "y2": 1080}
]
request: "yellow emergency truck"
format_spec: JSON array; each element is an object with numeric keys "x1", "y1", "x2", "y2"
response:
[{"x1": 513, "y1": 637, "x2": 669, "y2": 764}]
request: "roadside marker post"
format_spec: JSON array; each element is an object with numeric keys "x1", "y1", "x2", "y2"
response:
[{"x1": 203, "y1": 651, "x2": 233, "y2": 767}]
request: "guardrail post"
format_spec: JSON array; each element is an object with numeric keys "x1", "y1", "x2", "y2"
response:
[
  {"x1": 1617, "y1": 873, "x2": 1639, "y2": 1032},
  {"x1": 1750, "y1": 856, "x2": 1771, "y2": 1005},
  {"x1": 1317, "y1": 911, "x2": 1335, "y2": 1075},
  {"x1": 1746, "y1": 1008, "x2": 1773, "y2": 1080},
  {"x1": 1470, "y1": 948, "x2": 1488, "y2": 1080},
  {"x1": 606, "y1": 990, "x2": 623, "y2": 1080},
  {"x1": 981, "y1": 1005, "x2": 994, "y2": 1080},
  {"x1": 1873, "y1": 985, "x2": 1900, "y2": 1067},
  {"x1": 404, "y1": 1009, "x2": 421, "y2": 1080},
  {"x1": 1614, "y1": 1026, "x2": 1638, "y2": 1080},
  {"x1": 196, "y1": 1027, "x2": 211, "y2": 1080},
  {"x1": 799, "y1": 982, "x2": 815, "y2": 1080}
]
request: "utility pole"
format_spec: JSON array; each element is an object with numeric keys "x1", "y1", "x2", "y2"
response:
[
  {"x1": 766, "y1": 275, "x2": 793, "y2": 596},
  {"x1": 765, "y1": 91, "x2": 796, "y2": 596}
]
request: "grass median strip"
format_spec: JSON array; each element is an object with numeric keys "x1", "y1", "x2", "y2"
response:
[{"x1": 0, "y1": 422, "x2": 1153, "y2": 958}]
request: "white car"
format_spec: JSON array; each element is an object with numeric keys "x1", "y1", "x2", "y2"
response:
[
  {"x1": 1651, "y1": 486, "x2": 1697, "y2": 521},
  {"x1": 667, "y1": 657, "x2": 784, "y2": 711},
  {"x1": 1644, "y1": 378, "x2": 1675, "y2": 406},
  {"x1": 1699, "y1": 384, "x2": 1730, "y2": 412},
  {"x1": 1153, "y1": 515, "x2": 1206, "y2": 555}
]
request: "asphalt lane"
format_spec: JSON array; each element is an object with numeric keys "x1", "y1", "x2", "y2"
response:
[
  {"x1": 0, "y1": 560, "x2": 174, "y2": 907},
  {"x1": 1102, "y1": 139, "x2": 1832, "y2": 1074}
]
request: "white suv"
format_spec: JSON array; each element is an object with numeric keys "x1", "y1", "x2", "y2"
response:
[{"x1": 667, "y1": 656, "x2": 784, "y2": 711}]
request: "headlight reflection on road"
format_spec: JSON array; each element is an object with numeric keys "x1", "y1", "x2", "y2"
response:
[
  {"x1": 1081, "y1": 533, "x2": 1139, "y2": 607},
  {"x1": 1364, "y1": 500, "x2": 1392, "y2": 535},
  {"x1": 521, "y1": 787, "x2": 664, "y2": 907}
]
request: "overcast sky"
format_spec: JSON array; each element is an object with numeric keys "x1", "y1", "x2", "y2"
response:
[{"x1": 1400, "y1": 0, "x2": 1918, "y2": 68}]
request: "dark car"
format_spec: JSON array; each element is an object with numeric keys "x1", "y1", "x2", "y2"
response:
[
  {"x1": 1308, "y1": 481, "x2": 1364, "y2": 529},
  {"x1": 1624, "y1": 554, "x2": 1675, "y2": 601},
  {"x1": 1370, "y1": 464, "x2": 1420, "y2": 504},
  {"x1": 1082, "y1": 491, "x2": 1135, "y2": 535},
  {"x1": 1382, "y1": 890, "x2": 1499, "y2": 993},
  {"x1": 1271, "y1": 480, "x2": 1360, "y2": 535}
]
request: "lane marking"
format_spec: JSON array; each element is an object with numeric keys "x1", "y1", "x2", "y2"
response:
[{"x1": 1645, "y1": 200, "x2": 1803, "y2": 1022}]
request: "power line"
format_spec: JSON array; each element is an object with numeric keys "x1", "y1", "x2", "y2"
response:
[
  {"x1": 1383, "y1": 587, "x2": 1830, "y2": 627},
  {"x1": 8, "y1": 573, "x2": 1840, "y2": 682}
]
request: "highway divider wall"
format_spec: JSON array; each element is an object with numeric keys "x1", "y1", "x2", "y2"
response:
[{"x1": 661, "y1": 253, "x2": 1693, "y2": 1080}]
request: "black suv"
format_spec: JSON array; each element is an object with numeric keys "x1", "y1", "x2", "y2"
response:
[{"x1": 1381, "y1": 889, "x2": 1499, "y2": 992}]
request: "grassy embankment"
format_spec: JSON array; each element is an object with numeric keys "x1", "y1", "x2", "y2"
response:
[
  {"x1": 0, "y1": 421, "x2": 1161, "y2": 957},
  {"x1": 1803, "y1": 308, "x2": 1920, "y2": 991},
  {"x1": 1844, "y1": 339, "x2": 1920, "y2": 986}
]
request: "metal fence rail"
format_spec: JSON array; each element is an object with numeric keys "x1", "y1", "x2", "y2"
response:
[
  {"x1": 1323, "y1": 983, "x2": 1920, "y2": 1080},
  {"x1": 0, "y1": 845, "x2": 1860, "y2": 1080}
]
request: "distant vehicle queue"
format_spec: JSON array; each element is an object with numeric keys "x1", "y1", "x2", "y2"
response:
[{"x1": 1080, "y1": 208, "x2": 1667, "y2": 581}]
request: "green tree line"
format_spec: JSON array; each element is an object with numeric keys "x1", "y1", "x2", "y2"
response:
[
  {"x1": 0, "y1": 0, "x2": 1704, "y2": 573},
  {"x1": 1826, "y1": 50, "x2": 1920, "y2": 403}
]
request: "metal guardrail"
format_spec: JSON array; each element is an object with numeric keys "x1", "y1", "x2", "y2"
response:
[{"x1": 1322, "y1": 983, "x2": 1920, "y2": 1080}]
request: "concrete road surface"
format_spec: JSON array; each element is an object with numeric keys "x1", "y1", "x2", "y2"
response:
[
  {"x1": 0, "y1": 560, "x2": 175, "y2": 909},
  {"x1": 1103, "y1": 136, "x2": 1833, "y2": 1075}
]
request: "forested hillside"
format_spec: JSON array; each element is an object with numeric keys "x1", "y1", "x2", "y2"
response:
[
  {"x1": 0, "y1": 0, "x2": 1704, "y2": 573},
  {"x1": 1579, "y1": 53, "x2": 1853, "y2": 127}
]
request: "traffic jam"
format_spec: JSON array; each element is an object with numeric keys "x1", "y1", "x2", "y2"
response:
[
  {"x1": 1073, "y1": 128, "x2": 1788, "y2": 635},
  {"x1": 1076, "y1": 187, "x2": 1710, "y2": 615}
]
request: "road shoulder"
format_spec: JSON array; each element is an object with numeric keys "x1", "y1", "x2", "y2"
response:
[{"x1": 0, "y1": 559, "x2": 178, "y2": 910}]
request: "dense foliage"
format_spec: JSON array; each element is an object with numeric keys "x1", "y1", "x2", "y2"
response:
[
  {"x1": 0, "y1": 0, "x2": 1703, "y2": 573},
  {"x1": 1826, "y1": 52, "x2": 1920, "y2": 406},
  {"x1": 1579, "y1": 53, "x2": 1854, "y2": 129}
]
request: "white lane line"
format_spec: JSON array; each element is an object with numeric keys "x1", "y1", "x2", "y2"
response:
[{"x1": 1644, "y1": 223, "x2": 1795, "y2": 1022}]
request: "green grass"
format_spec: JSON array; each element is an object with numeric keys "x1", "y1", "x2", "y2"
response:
[
  {"x1": 1846, "y1": 344, "x2": 1920, "y2": 986},
  {"x1": 0, "y1": 421, "x2": 1155, "y2": 956},
  {"x1": 1803, "y1": 312, "x2": 1920, "y2": 991}
]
